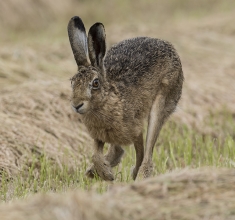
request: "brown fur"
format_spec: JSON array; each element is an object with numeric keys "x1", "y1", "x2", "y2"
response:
[{"x1": 68, "y1": 16, "x2": 184, "y2": 180}]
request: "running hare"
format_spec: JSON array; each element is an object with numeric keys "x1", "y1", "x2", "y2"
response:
[{"x1": 68, "y1": 16, "x2": 183, "y2": 181}]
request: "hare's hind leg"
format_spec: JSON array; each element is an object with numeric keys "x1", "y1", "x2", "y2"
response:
[
  {"x1": 132, "y1": 133, "x2": 144, "y2": 180},
  {"x1": 86, "y1": 139, "x2": 114, "y2": 181},
  {"x1": 86, "y1": 144, "x2": 124, "y2": 180},
  {"x1": 137, "y1": 94, "x2": 175, "y2": 179}
]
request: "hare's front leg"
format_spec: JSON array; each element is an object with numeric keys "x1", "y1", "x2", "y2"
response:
[
  {"x1": 86, "y1": 139, "x2": 114, "y2": 181},
  {"x1": 104, "y1": 145, "x2": 124, "y2": 167},
  {"x1": 86, "y1": 145, "x2": 124, "y2": 180}
]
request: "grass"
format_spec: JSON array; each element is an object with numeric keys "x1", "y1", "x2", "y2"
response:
[
  {"x1": 1, "y1": 1, "x2": 235, "y2": 218},
  {"x1": 1, "y1": 111, "x2": 234, "y2": 202}
]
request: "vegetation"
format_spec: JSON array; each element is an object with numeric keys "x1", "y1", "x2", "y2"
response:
[
  {"x1": 0, "y1": 110, "x2": 234, "y2": 202},
  {"x1": 0, "y1": 0, "x2": 235, "y2": 218}
]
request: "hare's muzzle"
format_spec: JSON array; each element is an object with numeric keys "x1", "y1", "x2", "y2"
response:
[{"x1": 72, "y1": 103, "x2": 85, "y2": 114}]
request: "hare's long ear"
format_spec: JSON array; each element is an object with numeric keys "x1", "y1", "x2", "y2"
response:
[
  {"x1": 88, "y1": 23, "x2": 106, "y2": 69},
  {"x1": 68, "y1": 16, "x2": 89, "y2": 67}
]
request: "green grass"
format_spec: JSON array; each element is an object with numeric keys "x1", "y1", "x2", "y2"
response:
[{"x1": 0, "y1": 111, "x2": 234, "y2": 202}]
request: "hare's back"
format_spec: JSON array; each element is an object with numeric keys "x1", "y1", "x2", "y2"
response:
[{"x1": 104, "y1": 37, "x2": 179, "y2": 82}]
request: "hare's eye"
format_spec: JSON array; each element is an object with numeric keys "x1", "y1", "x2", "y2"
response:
[{"x1": 92, "y1": 78, "x2": 99, "y2": 89}]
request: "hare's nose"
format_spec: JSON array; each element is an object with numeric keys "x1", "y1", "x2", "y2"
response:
[{"x1": 75, "y1": 103, "x2": 84, "y2": 110}]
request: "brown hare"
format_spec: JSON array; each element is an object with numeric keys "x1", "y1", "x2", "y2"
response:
[{"x1": 68, "y1": 16, "x2": 183, "y2": 181}]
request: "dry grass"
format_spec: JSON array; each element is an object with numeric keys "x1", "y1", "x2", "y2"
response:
[
  {"x1": 1, "y1": 0, "x2": 235, "y2": 31},
  {"x1": 1, "y1": 168, "x2": 235, "y2": 220},
  {"x1": 0, "y1": 0, "x2": 235, "y2": 218},
  {"x1": 0, "y1": 0, "x2": 234, "y2": 174},
  {"x1": 0, "y1": 81, "x2": 93, "y2": 175}
]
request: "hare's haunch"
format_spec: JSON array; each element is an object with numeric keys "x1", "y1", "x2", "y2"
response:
[{"x1": 68, "y1": 16, "x2": 183, "y2": 181}]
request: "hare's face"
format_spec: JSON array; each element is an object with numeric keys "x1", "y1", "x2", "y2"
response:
[{"x1": 70, "y1": 66, "x2": 104, "y2": 114}]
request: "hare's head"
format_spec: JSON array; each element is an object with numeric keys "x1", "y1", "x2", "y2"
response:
[{"x1": 68, "y1": 16, "x2": 107, "y2": 114}]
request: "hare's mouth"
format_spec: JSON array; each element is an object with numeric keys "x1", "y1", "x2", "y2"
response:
[{"x1": 71, "y1": 102, "x2": 88, "y2": 114}]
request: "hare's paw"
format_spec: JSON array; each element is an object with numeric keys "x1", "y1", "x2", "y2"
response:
[
  {"x1": 96, "y1": 163, "x2": 114, "y2": 181},
  {"x1": 85, "y1": 164, "x2": 96, "y2": 179},
  {"x1": 92, "y1": 155, "x2": 114, "y2": 181},
  {"x1": 136, "y1": 161, "x2": 154, "y2": 181}
]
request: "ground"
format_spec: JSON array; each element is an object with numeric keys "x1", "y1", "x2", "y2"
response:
[{"x1": 0, "y1": 0, "x2": 235, "y2": 219}]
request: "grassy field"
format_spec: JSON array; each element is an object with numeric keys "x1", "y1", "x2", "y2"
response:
[
  {"x1": 1, "y1": 111, "x2": 235, "y2": 202},
  {"x1": 0, "y1": 0, "x2": 235, "y2": 219},
  {"x1": 0, "y1": 108, "x2": 234, "y2": 201}
]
